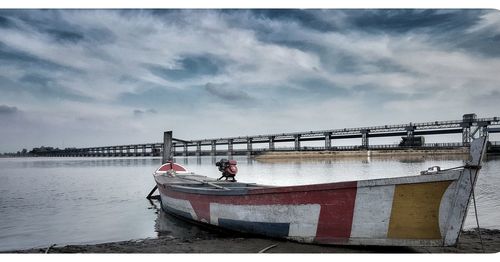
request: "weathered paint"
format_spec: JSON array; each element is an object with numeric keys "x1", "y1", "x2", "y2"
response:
[
  {"x1": 160, "y1": 194, "x2": 198, "y2": 220},
  {"x1": 210, "y1": 203, "x2": 320, "y2": 240},
  {"x1": 350, "y1": 185, "x2": 395, "y2": 239},
  {"x1": 156, "y1": 173, "x2": 464, "y2": 246},
  {"x1": 157, "y1": 181, "x2": 357, "y2": 242},
  {"x1": 441, "y1": 136, "x2": 487, "y2": 245},
  {"x1": 387, "y1": 181, "x2": 452, "y2": 239}
]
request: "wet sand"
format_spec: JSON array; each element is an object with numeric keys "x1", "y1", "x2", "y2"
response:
[{"x1": 5, "y1": 228, "x2": 500, "y2": 253}]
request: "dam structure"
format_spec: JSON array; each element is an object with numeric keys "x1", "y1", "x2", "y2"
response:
[{"x1": 34, "y1": 114, "x2": 500, "y2": 157}]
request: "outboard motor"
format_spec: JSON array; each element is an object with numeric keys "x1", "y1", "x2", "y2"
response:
[{"x1": 215, "y1": 159, "x2": 238, "y2": 182}]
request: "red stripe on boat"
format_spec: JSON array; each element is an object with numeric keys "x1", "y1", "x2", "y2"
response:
[
  {"x1": 157, "y1": 181, "x2": 357, "y2": 241},
  {"x1": 314, "y1": 187, "x2": 357, "y2": 242}
]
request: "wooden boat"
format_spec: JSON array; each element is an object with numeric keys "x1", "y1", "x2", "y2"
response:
[{"x1": 152, "y1": 136, "x2": 487, "y2": 246}]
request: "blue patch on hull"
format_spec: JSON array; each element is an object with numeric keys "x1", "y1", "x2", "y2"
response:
[{"x1": 218, "y1": 218, "x2": 290, "y2": 238}]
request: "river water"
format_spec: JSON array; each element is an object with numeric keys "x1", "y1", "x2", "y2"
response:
[{"x1": 0, "y1": 155, "x2": 499, "y2": 251}]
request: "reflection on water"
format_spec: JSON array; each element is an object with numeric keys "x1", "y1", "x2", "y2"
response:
[
  {"x1": 152, "y1": 200, "x2": 222, "y2": 240},
  {"x1": 0, "y1": 155, "x2": 499, "y2": 251}
]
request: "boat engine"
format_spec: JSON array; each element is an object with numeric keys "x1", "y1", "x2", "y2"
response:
[{"x1": 215, "y1": 159, "x2": 238, "y2": 182}]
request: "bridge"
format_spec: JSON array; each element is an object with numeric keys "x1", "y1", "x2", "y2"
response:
[{"x1": 35, "y1": 113, "x2": 500, "y2": 157}]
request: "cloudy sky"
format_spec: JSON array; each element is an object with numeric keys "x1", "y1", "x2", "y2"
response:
[{"x1": 1, "y1": 9, "x2": 500, "y2": 152}]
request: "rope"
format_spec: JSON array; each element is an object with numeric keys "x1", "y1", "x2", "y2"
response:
[
  {"x1": 439, "y1": 165, "x2": 466, "y2": 172},
  {"x1": 258, "y1": 243, "x2": 278, "y2": 253},
  {"x1": 45, "y1": 244, "x2": 56, "y2": 254},
  {"x1": 469, "y1": 170, "x2": 485, "y2": 253}
]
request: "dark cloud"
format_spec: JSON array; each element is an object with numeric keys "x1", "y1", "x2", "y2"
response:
[
  {"x1": 0, "y1": 41, "x2": 80, "y2": 72},
  {"x1": 133, "y1": 108, "x2": 158, "y2": 117},
  {"x1": 117, "y1": 84, "x2": 206, "y2": 110},
  {"x1": 0, "y1": 15, "x2": 14, "y2": 28},
  {"x1": 0, "y1": 105, "x2": 18, "y2": 115},
  {"x1": 346, "y1": 9, "x2": 483, "y2": 34},
  {"x1": 235, "y1": 9, "x2": 499, "y2": 58},
  {"x1": 205, "y1": 82, "x2": 253, "y2": 102},
  {"x1": 292, "y1": 77, "x2": 350, "y2": 98},
  {"x1": 19, "y1": 73, "x2": 92, "y2": 102},
  {"x1": 46, "y1": 29, "x2": 85, "y2": 44},
  {"x1": 247, "y1": 9, "x2": 341, "y2": 32},
  {"x1": 147, "y1": 54, "x2": 227, "y2": 81},
  {"x1": 133, "y1": 109, "x2": 144, "y2": 117}
]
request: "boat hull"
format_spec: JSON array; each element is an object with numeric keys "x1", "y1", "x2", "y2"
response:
[
  {"x1": 156, "y1": 170, "x2": 470, "y2": 246},
  {"x1": 154, "y1": 137, "x2": 487, "y2": 247}
]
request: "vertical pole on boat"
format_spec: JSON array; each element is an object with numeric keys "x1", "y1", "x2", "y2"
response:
[
  {"x1": 147, "y1": 130, "x2": 172, "y2": 200},
  {"x1": 163, "y1": 131, "x2": 173, "y2": 164}
]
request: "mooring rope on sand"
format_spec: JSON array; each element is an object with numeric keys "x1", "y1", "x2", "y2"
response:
[
  {"x1": 258, "y1": 243, "x2": 278, "y2": 253},
  {"x1": 45, "y1": 244, "x2": 56, "y2": 254}
]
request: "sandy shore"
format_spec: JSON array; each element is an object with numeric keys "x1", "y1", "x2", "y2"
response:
[{"x1": 5, "y1": 228, "x2": 500, "y2": 253}]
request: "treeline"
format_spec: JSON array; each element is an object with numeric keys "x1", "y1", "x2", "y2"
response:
[
  {"x1": 0, "y1": 146, "x2": 76, "y2": 157},
  {"x1": 0, "y1": 148, "x2": 29, "y2": 157}
]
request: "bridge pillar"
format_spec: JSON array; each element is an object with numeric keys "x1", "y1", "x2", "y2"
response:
[
  {"x1": 324, "y1": 132, "x2": 332, "y2": 149},
  {"x1": 294, "y1": 135, "x2": 301, "y2": 151},
  {"x1": 134, "y1": 145, "x2": 138, "y2": 156},
  {"x1": 142, "y1": 145, "x2": 146, "y2": 156},
  {"x1": 478, "y1": 121, "x2": 490, "y2": 141},
  {"x1": 228, "y1": 139, "x2": 233, "y2": 157},
  {"x1": 269, "y1": 136, "x2": 275, "y2": 151},
  {"x1": 247, "y1": 138, "x2": 253, "y2": 156},
  {"x1": 405, "y1": 125, "x2": 416, "y2": 146},
  {"x1": 151, "y1": 144, "x2": 156, "y2": 157},
  {"x1": 183, "y1": 143, "x2": 188, "y2": 156},
  {"x1": 196, "y1": 142, "x2": 201, "y2": 156},
  {"x1": 361, "y1": 129, "x2": 370, "y2": 148},
  {"x1": 406, "y1": 125, "x2": 415, "y2": 140},
  {"x1": 211, "y1": 140, "x2": 216, "y2": 156},
  {"x1": 462, "y1": 113, "x2": 477, "y2": 145}
]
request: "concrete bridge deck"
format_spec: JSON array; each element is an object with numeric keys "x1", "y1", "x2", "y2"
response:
[{"x1": 33, "y1": 113, "x2": 500, "y2": 157}]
